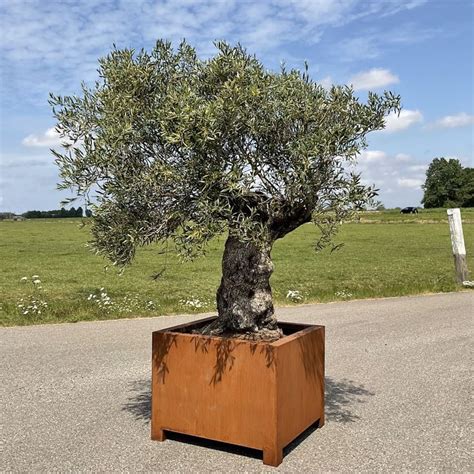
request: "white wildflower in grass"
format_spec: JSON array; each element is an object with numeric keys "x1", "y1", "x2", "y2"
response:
[
  {"x1": 145, "y1": 300, "x2": 157, "y2": 310},
  {"x1": 17, "y1": 276, "x2": 49, "y2": 318},
  {"x1": 17, "y1": 296, "x2": 48, "y2": 317},
  {"x1": 86, "y1": 288, "x2": 115, "y2": 312},
  {"x1": 286, "y1": 290, "x2": 303, "y2": 302},
  {"x1": 86, "y1": 289, "x2": 158, "y2": 314},
  {"x1": 180, "y1": 297, "x2": 210, "y2": 310},
  {"x1": 116, "y1": 294, "x2": 139, "y2": 313},
  {"x1": 335, "y1": 290, "x2": 353, "y2": 299}
]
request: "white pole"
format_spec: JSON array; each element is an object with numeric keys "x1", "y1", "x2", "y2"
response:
[{"x1": 447, "y1": 208, "x2": 469, "y2": 283}]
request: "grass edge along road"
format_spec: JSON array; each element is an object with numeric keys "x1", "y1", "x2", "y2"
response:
[{"x1": 1, "y1": 208, "x2": 473, "y2": 326}]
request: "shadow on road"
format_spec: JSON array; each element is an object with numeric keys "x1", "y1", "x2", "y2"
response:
[
  {"x1": 122, "y1": 376, "x2": 374, "y2": 425},
  {"x1": 122, "y1": 379, "x2": 151, "y2": 423},
  {"x1": 325, "y1": 376, "x2": 375, "y2": 423}
]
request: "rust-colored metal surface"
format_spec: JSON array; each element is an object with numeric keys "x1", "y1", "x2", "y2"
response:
[{"x1": 151, "y1": 317, "x2": 325, "y2": 467}]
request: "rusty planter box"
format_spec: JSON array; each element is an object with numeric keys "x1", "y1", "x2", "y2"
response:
[{"x1": 151, "y1": 317, "x2": 325, "y2": 467}]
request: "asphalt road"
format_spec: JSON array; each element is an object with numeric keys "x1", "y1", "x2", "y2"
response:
[{"x1": 2, "y1": 292, "x2": 472, "y2": 472}]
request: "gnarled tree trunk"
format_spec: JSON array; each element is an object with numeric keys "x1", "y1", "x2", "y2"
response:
[{"x1": 201, "y1": 235, "x2": 282, "y2": 340}]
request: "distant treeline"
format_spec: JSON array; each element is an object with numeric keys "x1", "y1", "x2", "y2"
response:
[{"x1": 22, "y1": 207, "x2": 92, "y2": 218}]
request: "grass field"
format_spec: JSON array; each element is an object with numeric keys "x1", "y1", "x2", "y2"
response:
[
  {"x1": 357, "y1": 207, "x2": 474, "y2": 223},
  {"x1": 1, "y1": 208, "x2": 473, "y2": 326}
]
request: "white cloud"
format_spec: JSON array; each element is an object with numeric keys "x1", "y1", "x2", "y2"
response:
[
  {"x1": 350, "y1": 68, "x2": 399, "y2": 91},
  {"x1": 408, "y1": 164, "x2": 427, "y2": 172},
  {"x1": 395, "y1": 153, "x2": 412, "y2": 162},
  {"x1": 383, "y1": 109, "x2": 423, "y2": 133},
  {"x1": 397, "y1": 178, "x2": 423, "y2": 189},
  {"x1": 22, "y1": 128, "x2": 63, "y2": 147},
  {"x1": 358, "y1": 150, "x2": 387, "y2": 162},
  {"x1": 431, "y1": 112, "x2": 474, "y2": 129},
  {"x1": 333, "y1": 20, "x2": 437, "y2": 62},
  {"x1": 319, "y1": 76, "x2": 333, "y2": 90},
  {"x1": 0, "y1": 152, "x2": 54, "y2": 168},
  {"x1": 337, "y1": 37, "x2": 380, "y2": 62},
  {"x1": 352, "y1": 148, "x2": 431, "y2": 205}
]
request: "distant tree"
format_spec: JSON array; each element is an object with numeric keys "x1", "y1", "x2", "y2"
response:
[
  {"x1": 422, "y1": 158, "x2": 473, "y2": 208},
  {"x1": 50, "y1": 40, "x2": 400, "y2": 339},
  {"x1": 22, "y1": 210, "x2": 42, "y2": 218},
  {"x1": 459, "y1": 168, "x2": 474, "y2": 207},
  {"x1": 21, "y1": 208, "x2": 84, "y2": 218}
]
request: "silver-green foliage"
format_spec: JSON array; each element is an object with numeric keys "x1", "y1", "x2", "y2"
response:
[{"x1": 50, "y1": 41, "x2": 400, "y2": 266}]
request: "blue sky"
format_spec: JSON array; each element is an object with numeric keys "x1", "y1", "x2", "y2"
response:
[{"x1": 1, "y1": 0, "x2": 473, "y2": 212}]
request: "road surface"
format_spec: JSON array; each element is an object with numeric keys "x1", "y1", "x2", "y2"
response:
[{"x1": 1, "y1": 292, "x2": 472, "y2": 472}]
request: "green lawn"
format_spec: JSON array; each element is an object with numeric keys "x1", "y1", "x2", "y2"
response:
[{"x1": 1, "y1": 209, "x2": 473, "y2": 326}]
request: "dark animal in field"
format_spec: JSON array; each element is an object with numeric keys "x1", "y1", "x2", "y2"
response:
[{"x1": 400, "y1": 207, "x2": 418, "y2": 214}]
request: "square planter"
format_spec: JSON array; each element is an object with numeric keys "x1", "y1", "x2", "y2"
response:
[{"x1": 151, "y1": 317, "x2": 325, "y2": 467}]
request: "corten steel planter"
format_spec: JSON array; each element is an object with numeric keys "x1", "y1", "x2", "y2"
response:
[{"x1": 151, "y1": 317, "x2": 325, "y2": 467}]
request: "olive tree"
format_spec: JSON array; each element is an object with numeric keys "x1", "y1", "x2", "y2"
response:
[{"x1": 50, "y1": 41, "x2": 400, "y2": 340}]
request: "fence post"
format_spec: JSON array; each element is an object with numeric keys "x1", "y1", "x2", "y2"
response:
[{"x1": 447, "y1": 208, "x2": 469, "y2": 283}]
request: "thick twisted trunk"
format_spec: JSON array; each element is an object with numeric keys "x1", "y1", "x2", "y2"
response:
[{"x1": 201, "y1": 235, "x2": 282, "y2": 340}]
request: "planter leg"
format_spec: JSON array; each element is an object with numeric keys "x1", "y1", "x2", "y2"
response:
[
  {"x1": 318, "y1": 413, "x2": 325, "y2": 428},
  {"x1": 151, "y1": 427, "x2": 167, "y2": 442},
  {"x1": 263, "y1": 446, "x2": 283, "y2": 467}
]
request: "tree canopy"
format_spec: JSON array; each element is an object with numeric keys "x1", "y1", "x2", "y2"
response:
[
  {"x1": 50, "y1": 41, "x2": 400, "y2": 267},
  {"x1": 422, "y1": 158, "x2": 473, "y2": 208}
]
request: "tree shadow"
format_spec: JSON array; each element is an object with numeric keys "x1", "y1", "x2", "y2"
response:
[
  {"x1": 152, "y1": 333, "x2": 178, "y2": 384},
  {"x1": 123, "y1": 379, "x2": 151, "y2": 423},
  {"x1": 188, "y1": 334, "x2": 236, "y2": 385},
  {"x1": 122, "y1": 376, "x2": 374, "y2": 426},
  {"x1": 325, "y1": 377, "x2": 375, "y2": 423}
]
